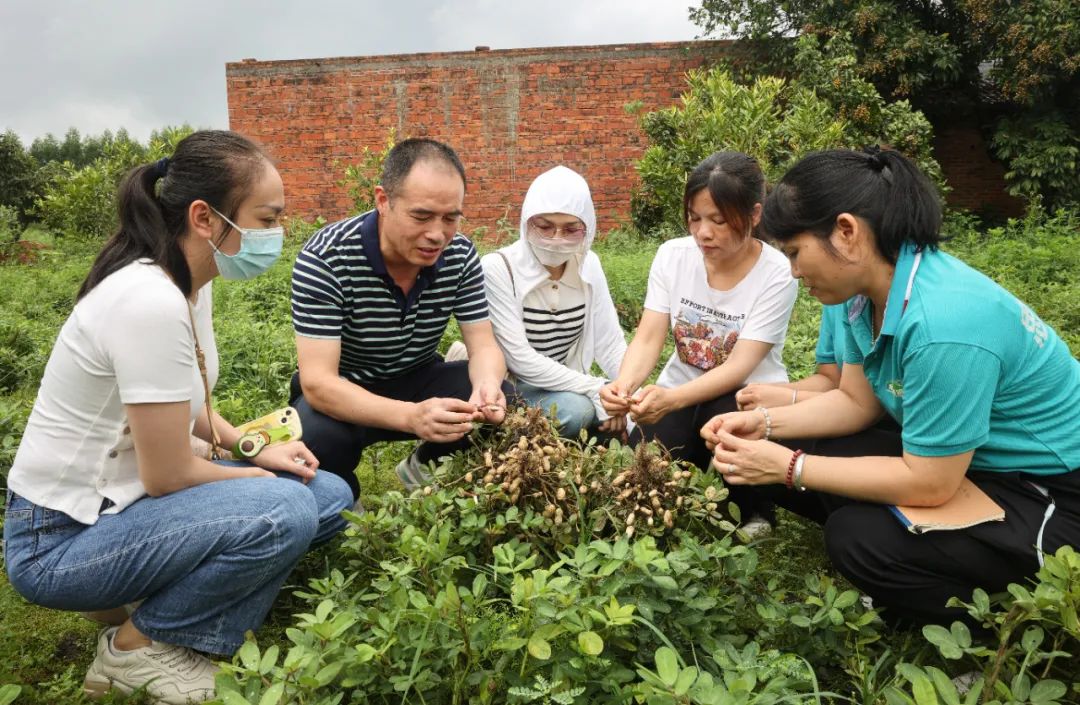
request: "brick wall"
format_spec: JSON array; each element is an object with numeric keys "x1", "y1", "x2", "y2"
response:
[
  {"x1": 226, "y1": 41, "x2": 1022, "y2": 234},
  {"x1": 226, "y1": 41, "x2": 731, "y2": 234},
  {"x1": 933, "y1": 124, "x2": 1024, "y2": 218}
]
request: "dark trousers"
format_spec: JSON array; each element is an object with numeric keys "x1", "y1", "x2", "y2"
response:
[
  {"x1": 289, "y1": 360, "x2": 514, "y2": 499},
  {"x1": 751, "y1": 428, "x2": 1080, "y2": 627}
]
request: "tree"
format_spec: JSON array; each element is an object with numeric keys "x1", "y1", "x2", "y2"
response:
[
  {"x1": 629, "y1": 39, "x2": 942, "y2": 235},
  {"x1": 0, "y1": 131, "x2": 41, "y2": 225},
  {"x1": 689, "y1": 0, "x2": 1080, "y2": 209}
]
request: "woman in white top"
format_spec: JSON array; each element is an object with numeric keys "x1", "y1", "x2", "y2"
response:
[
  {"x1": 482, "y1": 166, "x2": 627, "y2": 438},
  {"x1": 600, "y1": 151, "x2": 797, "y2": 524},
  {"x1": 3, "y1": 130, "x2": 352, "y2": 704}
]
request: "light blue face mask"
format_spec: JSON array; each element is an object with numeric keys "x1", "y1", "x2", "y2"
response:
[{"x1": 209, "y1": 206, "x2": 284, "y2": 280}]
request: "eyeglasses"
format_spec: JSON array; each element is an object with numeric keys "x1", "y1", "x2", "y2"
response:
[{"x1": 528, "y1": 220, "x2": 587, "y2": 238}]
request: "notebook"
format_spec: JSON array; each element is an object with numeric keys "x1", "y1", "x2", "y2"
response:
[{"x1": 888, "y1": 478, "x2": 1005, "y2": 534}]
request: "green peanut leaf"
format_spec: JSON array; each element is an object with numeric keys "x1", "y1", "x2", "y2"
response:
[
  {"x1": 655, "y1": 646, "x2": 679, "y2": 687},
  {"x1": 259, "y1": 681, "x2": 285, "y2": 705},
  {"x1": 527, "y1": 635, "x2": 552, "y2": 660},
  {"x1": 237, "y1": 641, "x2": 261, "y2": 671},
  {"x1": 578, "y1": 631, "x2": 604, "y2": 656}
]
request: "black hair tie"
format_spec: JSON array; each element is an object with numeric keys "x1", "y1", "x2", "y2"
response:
[
  {"x1": 861, "y1": 145, "x2": 893, "y2": 184},
  {"x1": 152, "y1": 157, "x2": 170, "y2": 180}
]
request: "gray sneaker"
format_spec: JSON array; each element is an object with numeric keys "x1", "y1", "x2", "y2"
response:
[
  {"x1": 83, "y1": 627, "x2": 217, "y2": 704},
  {"x1": 395, "y1": 444, "x2": 433, "y2": 490}
]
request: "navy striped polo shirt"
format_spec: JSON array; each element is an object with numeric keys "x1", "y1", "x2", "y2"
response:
[{"x1": 291, "y1": 210, "x2": 489, "y2": 384}]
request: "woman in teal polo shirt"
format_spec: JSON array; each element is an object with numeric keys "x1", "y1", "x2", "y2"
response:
[{"x1": 701, "y1": 147, "x2": 1080, "y2": 627}]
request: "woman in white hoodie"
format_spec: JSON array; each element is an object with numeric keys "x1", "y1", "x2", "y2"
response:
[{"x1": 481, "y1": 166, "x2": 627, "y2": 438}]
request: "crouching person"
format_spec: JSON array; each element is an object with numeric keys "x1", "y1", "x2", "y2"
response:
[
  {"x1": 482, "y1": 166, "x2": 627, "y2": 439},
  {"x1": 3, "y1": 131, "x2": 353, "y2": 704}
]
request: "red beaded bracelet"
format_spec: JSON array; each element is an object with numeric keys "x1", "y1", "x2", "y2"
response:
[{"x1": 785, "y1": 449, "x2": 805, "y2": 490}]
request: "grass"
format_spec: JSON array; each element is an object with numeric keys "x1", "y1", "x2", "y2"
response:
[{"x1": 1, "y1": 209, "x2": 1078, "y2": 700}]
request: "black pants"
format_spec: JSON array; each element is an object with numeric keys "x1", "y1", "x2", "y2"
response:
[
  {"x1": 289, "y1": 361, "x2": 514, "y2": 499},
  {"x1": 750, "y1": 428, "x2": 1080, "y2": 627}
]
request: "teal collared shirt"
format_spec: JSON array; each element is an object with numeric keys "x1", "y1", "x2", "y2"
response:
[
  {"x1": 842, "y1": 242, "x2": 1080, "y2": 475},
  {"x1": 814, "y1": 304, "x2": 848, "y2": 370}
]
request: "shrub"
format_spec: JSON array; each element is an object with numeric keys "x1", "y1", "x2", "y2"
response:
[
  {"x1": 337, "y1": 129, "x2": 396, "y2": 215},
  {"x1": 992, "y1": 112, "x2": 1080, "y2": 211},
  {"x1": 35, "y1": 125, "x2": 193, "y2": 240},
  {"x1": 630, "y1": 35, "x2": 943, "y2": 237}
]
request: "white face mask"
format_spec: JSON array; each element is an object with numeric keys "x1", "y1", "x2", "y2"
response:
[
  {"x1": 525, "y1": 228, "x2": 586, "y2": 268},
  {"x1": 530, "y1": 245, "x2": 576, "y2": 267}
]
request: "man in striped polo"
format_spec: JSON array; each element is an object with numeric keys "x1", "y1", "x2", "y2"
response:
[{"x1": 289, "y1": 138, "x2": 511, "y2": 499}]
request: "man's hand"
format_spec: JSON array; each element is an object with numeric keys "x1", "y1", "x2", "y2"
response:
[
  {"x1": 628, "y1": 384, "x2": 679, "y2": 426},
  {"x1": 736, "y1": 383, "x2": 796, "y2": 411},
  {"x1": 409, "y1": 398, "x2": 479, "y2": 442},
  {"x1": 469, "y1": 380, "x2": 507, "y2": 426}
]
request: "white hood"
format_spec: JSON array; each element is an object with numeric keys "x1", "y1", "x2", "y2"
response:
[{"x1": 518, "y1": 165, "x2": 598, "y2": 253}]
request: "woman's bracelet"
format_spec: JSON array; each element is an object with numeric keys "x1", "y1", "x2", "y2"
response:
[
  {"x1": 791, "y1": 389, "x2": 798, "y2": 405},
  {"x1": 785, "y1": 449, "x2": 804, "y2": 489},
  {"x1": 792, "y1": 453, "x2": 808, "y2": 492},
  {"x1": 758, "y1": 406, "x2": 773, "y2": 440}
]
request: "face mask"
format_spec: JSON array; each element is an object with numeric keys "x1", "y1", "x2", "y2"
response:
[
  {"x1": 209, "y1": 207, "x2": 284, "y2": 280},
  {"x1": 526, "y1": 231, "x2": 585, "y2": 267}
]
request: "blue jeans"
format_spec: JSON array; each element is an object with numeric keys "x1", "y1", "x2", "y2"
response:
[
  {"x1": 3, "y1": 468, "x2": 351, "y2": 655},
  {"x1": 516, "y1": 383, "x2": 597, "y2": 439}
]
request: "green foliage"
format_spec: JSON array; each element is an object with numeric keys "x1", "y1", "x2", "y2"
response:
[
  {"x1": 791, "y1": 33, "x2": 946, "y2": 190},
  {"x1": 630, "y1": 40, "x2": 942, "y2": 236},
  {"x1": 0, "y1": 685, "x2": 21, "y2": 705},
  {"x1": 216, "y1": 432, "x2": 878, "y2": 703},
  {"x1": 28, "y1": 127, "x2": 142, "y2": 169},
  {"x1": 337, "y1": 129, "x2": 396, "y2": 215},
  {"x1": 689, "y1": 0, "x2": 971, "y2": 99},
  {"x1": 687, "y1": 0, "x2": 1080, "y2": 212},
  {"x1": 34, "y1": 125, "x2": 194, "y2": 240},
  {"x1": 0, "y1": 130, "x2": 42, "y2": 223},
  {"x1": 967, "y1": 0, "x2": 1080, "y2": 107},
  {"x1": 0, "y1": 206, "x2": 19, "y2": 243},
  {"x1": 631, "y1": 68, "x2": 847, "y2": 236},
  {"x1": 992, "y1": 112, "x2": 1080, "y2": 210},
  {"x1": 886, "y1": 546, "x2": 1080, "y2": 705}
]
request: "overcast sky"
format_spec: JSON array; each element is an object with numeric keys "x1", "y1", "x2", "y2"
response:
[{"x1": 0, "y1": 0, "x2": 701, "y2": 145}]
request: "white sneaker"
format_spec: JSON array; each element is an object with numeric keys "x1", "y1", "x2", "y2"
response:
[
  {"x1": 395, "y1": 445, "x2": 433, "y2": 490},
  {"x1": 739, "y1": 514, "x2": 773, "y2": 540},
  {"x1": 444, "y1": 341, "x2": 469, "y2": 362},
  {"x1": 83, "y1": 626, "x2": 217, "y2": 704}
]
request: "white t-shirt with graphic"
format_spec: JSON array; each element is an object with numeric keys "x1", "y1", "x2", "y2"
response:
[{"x1": 644, "y1": 237, "x2": 797, "y2": 389}]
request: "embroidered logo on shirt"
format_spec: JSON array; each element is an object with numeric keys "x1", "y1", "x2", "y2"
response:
[
  {"x1": 1020, "y1": 304, "x2": 1048, "y2": 348},
  {"x1": 848, "y1": 296, "x2": 868, "y2": 323},
  {"x1": 886, "y1": 380, "x2": 904, "y2": 397}
]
